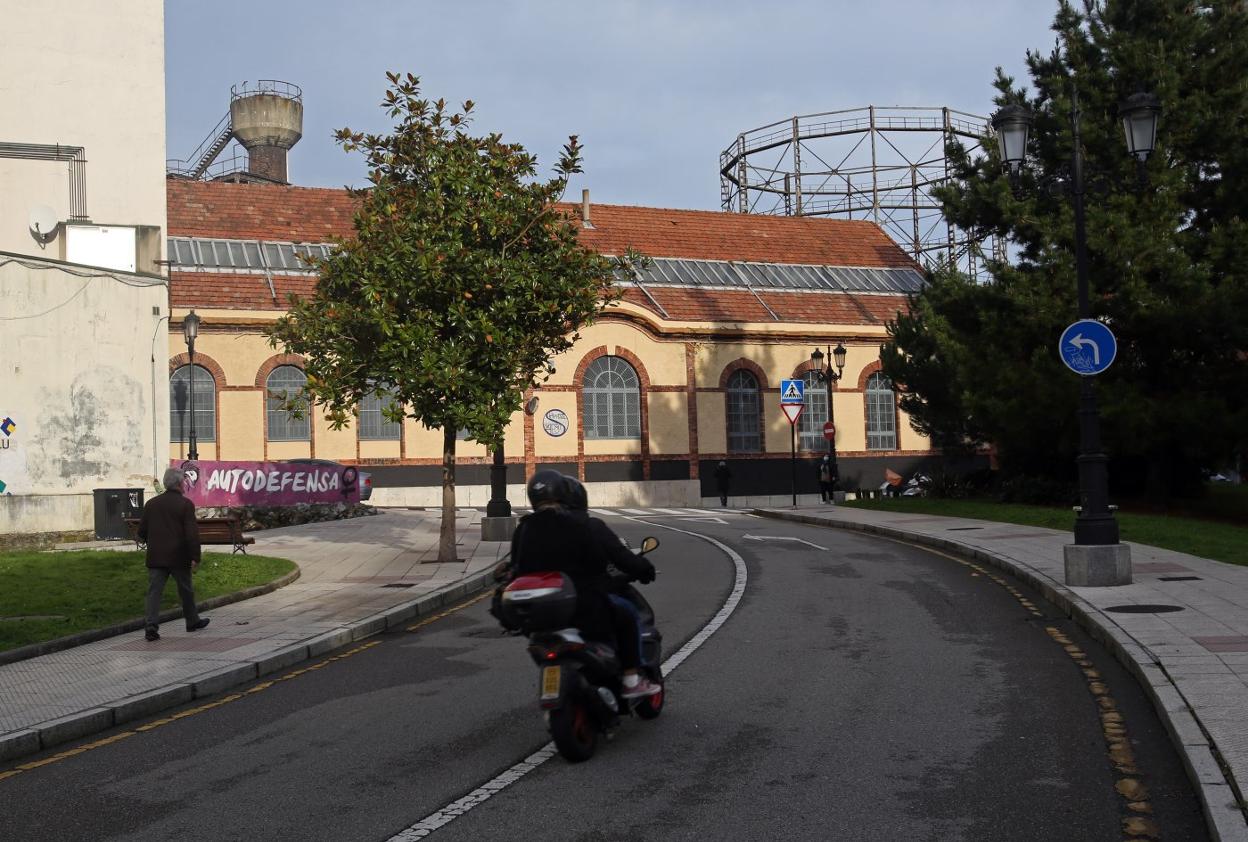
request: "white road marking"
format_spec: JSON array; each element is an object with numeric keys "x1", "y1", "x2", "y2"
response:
[
  {"x1": 742, "y1": 534, "x2": 827, "y2": 550},
  {"x1": 385, "y1": 519, "x2": 749, "y2": 840},
  {"x1": 617, "y1": 508, "x2": 651, "y2": 515},
  {"x1": 589, "y1": 508, "x2": 621, "y2": 517},
  {"x1": 648, "y1": 508, "x2": 687, "y2": 515},
  {"x1": 677, "y1": 517, "x2": 727, "y2": 525}
]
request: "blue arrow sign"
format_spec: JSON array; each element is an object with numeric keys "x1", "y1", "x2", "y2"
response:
[
  {"x1": 1059, "y1": 319, "x2": 1117, "y2": 375},
  {"x1": 780, "y1": 379, "x2": 805, "y2": 404}
]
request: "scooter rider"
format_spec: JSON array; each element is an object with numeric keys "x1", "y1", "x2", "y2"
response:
[
  {"x1": 558, "y1": 475, "x2": 660, "y2": 699},
  {"x1": 509, "y1": 471, "x2": 659, "y2": 698}
]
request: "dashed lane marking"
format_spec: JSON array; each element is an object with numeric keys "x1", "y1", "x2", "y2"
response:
[{"x1": 384, "y1": 517, "x2": 750, "y2": 840}]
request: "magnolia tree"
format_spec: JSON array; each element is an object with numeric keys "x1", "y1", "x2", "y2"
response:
[{"x1": 269, "y1": 73, "x2": 638, "y2": 560}]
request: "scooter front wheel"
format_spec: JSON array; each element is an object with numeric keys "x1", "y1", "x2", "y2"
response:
[{"x1": 550, "y1": 701, "x2": 597, "y2": 762}]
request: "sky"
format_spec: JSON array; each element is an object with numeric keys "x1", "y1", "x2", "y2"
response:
[{"x1": 165, "y1": 0, "x2": 1060, "y2": 212}]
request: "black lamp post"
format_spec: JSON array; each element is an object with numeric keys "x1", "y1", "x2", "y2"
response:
[
  {"x1": 181, "y1": 310, "x2": 201, "y2": 461},
  {"x1": 809, "y1": 342, "x2": 847, "y2": 488},
  {"x1": 485, "y1": 395, "x2": 540, "y2": 520},
  {"x1": 991, "y1": 89, "x2": 1160, "y2": 546}
]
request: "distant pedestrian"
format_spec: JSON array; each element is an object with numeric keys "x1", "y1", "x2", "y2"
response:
[
  {"x1": 714, "y1": 461, "x2": 732, "y2": 507},
  {"x1": 816, "y1": 455, "x2": 836, "y2": 503},
  {"x1": 138, "y1": 467, "x2": 210, "y2": 641}
]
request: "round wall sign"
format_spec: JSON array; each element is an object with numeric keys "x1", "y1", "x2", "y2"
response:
[{"x1": 542, "y1": 408, "x2": 569, "y2": 437}]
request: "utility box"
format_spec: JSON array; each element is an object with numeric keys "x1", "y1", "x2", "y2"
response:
[{"x1": 93, "y1": 488, "x2": 144, "y2": 540}]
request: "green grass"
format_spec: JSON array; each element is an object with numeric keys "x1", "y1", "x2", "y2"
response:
[
  {"x1": 0, "y1": 551, "x2": 296, "y2": 652},
  {"x1": 842, "y1": 495, "x2": 1248, "y2": 568}
]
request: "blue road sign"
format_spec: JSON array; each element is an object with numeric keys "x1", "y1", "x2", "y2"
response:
[
  {"x1": 1059, "y1": 319, "x2": 1117, "y2": 375},
  {"x1": 780, "y1": 379, "x2": 805, "y2": 404}
]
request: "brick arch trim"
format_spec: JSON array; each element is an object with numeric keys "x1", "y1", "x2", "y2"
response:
[
  {"x1": 255, "y1": 353, "x2": 307, "y2": 388},
  {"x1": 790, "y1": 358, "x2": 840, "y2": 390},
  {"x1": 573, "y1": 345, "x2": 651, "y2": 480},
  {"x1": 718, "y1": 357, "x2": 769, "y2": 390},
  {"x1": 857, "y1": 359, "x2": 885, "y2": 392},
  {"x1": 169, "y1": 352, "x2": 227, "y2": 386}
]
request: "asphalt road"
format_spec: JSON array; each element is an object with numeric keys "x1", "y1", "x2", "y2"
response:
[{"x1": 0, "y1": 511, "x2": 1210, "y2": 841}]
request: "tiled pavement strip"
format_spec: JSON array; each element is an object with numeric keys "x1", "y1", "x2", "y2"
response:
[
  {"x1": 3, "y1": 503, "x2": 1247, "y2": 838},
  {"x1": 757, "y1": 505, "x2": 1248, "y2": 842},
  {"x1": 0, "y1": 509, "x2": 509, "y2": 765}
]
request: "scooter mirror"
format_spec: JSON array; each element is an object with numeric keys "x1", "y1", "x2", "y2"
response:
[{"x1": 640, "y1": 536, "x2": 660, "y2": 554}]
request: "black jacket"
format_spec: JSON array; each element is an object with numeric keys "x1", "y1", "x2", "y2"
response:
[
  {"x1": 510, "y1": 509, "x2": 612, "y2": 637},
  {"x1": 585, "y1": 517, "x2": 653, "y2": 585},
  {"x1": 714, "y1": 464, "x2": 731, "y2": 491},
  {"x1": 137, "y1": 490, "x2": 201, "y2": 569}
]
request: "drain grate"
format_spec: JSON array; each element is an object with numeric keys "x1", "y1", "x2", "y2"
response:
[
  {"x1": 1104, "y1": 604, "x2": 1185, "y2": 614},
  {"x1": 1158, "y1": 576, "x2": 1202, "y2": 582},
  {"x1": 381, "y1": 583, "x2": 416, "y2": 589}
]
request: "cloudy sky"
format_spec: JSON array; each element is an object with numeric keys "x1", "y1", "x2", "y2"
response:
[{"x1": 166, "y1": 0, "x2": 1059, "y2": 211}]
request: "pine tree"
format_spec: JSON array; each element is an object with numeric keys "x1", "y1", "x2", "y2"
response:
[{"x1": 883, "y1": 0, "x2": 1248, "y2": 498}]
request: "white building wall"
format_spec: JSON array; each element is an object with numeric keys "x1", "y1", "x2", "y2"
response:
[
  {"x1": 0, "y1": 0, "x2": 168, "y2": 533},
  {"x1": 0, "y1": 258, "x2": 169, "y2": 532},
  {"x1": 0, "y1": 0, "x2": 166, "y2": 264}
]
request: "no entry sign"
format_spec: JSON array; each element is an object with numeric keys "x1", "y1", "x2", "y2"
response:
[{"x1": 823, "y1": 421, "x2": 836, "y2": 440}]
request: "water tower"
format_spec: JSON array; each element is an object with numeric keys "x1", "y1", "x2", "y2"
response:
[
  {"x1": 229, "y1": 80, "x2": 303, "y2": 183},
  {"x1": 167, "y1": 80, "x2": 303, "y2": 184}
]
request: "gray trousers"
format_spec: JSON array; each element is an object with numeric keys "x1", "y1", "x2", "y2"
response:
[{"x1": 145, "y1": 566, "x2": 200, "y2": 630}]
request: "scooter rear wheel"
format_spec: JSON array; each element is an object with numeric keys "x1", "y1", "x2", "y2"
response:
[
  {"x1": 634, "y1": 681, "x2": 665, "y2": 720},
  {"x1": 550, "y1": 701, "x2": 597, "y2": 762}
]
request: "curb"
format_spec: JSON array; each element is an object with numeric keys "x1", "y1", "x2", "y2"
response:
[
  {"x1": 0, "y1": 566, "x2": 303, "y2": 667},
  {"x1": 754, "y1": 508, "x2": 1248, "y2": 842},
  {"x1": 0, "y1": 563, "x2": 498, "y2": 765}
]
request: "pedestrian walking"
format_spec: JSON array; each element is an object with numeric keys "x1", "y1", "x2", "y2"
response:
[
  {"x1": 714, "y1": 461, "x2": 732, "y2": 507},
  {"x1": 138, "y1": 467, "x2": 210, "y2": 641},
  {"x1": 816, "y1": 455, "x2": 836, "y2": 503}
]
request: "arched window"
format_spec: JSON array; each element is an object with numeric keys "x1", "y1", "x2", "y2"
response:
[
  {"x1": 725, "y1": 369, "x2": 761, "y2": 453},
  {"x1": 583, "y1": 355, "x2": 640, "y2": 439},
  {"x1": 266, "y1": 365, "x2": 310, "y2": 441},
  {"x1": 360, "y1": 385, "x2": 401, "y2": 440},
  {"x1": 797, "y1": 371, "x2": 828, "y2": 451},
  {"x1": 866, "y1": 372, "x2": 897, "y2": 450},
  {"x1": 170, "y1": 365, "x2": 215, "y2": 443}
]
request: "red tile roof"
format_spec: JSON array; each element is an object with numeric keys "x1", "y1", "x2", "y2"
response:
[
  {"x1": 167, "y1": 180, "x2": 918, "y2": 320},
  {"x1": 167, "y1": 180, "x2": 917, "y2": 268}
]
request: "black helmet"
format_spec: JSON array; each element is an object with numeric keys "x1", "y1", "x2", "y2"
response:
[
  {"x1": 527, "y1": 470, "x2": 567, "y2": 509},
  {"x1": 560, "y1": 474, "x2": 588, "y2": 512}
]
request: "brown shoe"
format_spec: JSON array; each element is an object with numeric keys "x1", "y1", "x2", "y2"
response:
[{"x1": 187, "y1": 618, "x2": 210, "y2": 632}]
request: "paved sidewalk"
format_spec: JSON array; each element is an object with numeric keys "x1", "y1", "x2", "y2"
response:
[
  {"x1": 0, "y1": 509, "x2": 509, "y2": 764},
  {"x1": 758, "y1": 504, "x2": 1248, "y2": 842}
]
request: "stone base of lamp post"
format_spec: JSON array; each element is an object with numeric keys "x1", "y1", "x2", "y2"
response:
[
  {"x1": 481, "y1": 515, "x2": 518, "y2": 542},
  {"x1": 1063, "y1": 543, "x2": 1132, "y2": 587}
]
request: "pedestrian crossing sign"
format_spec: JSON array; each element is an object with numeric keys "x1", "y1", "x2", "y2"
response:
[{"x1": 780, "y1": 379, "x2": 804, "y2": 404}]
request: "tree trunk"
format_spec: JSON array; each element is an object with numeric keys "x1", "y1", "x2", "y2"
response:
[{"x1": 439, "y1": 425, "x2": 457, "y2": 562}]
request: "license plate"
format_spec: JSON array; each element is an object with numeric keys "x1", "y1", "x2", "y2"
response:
[{"x1": 540, "y1": 665, "x2": 561, "y2": 700}]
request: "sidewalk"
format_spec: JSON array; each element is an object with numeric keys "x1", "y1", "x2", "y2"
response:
[
  {"x1": 757, "y1": 504, "x2": 1248, "y2": 842},
  {"x1": 0, "y1": 508, "x2": 509, "y2": 764}
]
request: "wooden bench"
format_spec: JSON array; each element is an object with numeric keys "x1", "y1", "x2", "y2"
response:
[{"x1": 125, "y1": 516, "x2": 255, "y2": 555}]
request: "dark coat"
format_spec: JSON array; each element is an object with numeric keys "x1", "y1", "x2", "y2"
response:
[
  {"x1": 137, "y1": 490, "x2": 201, "y2": 569},
  {"x1": 511, "y1": 508, "x2": 612, "y2": 638},
  {"x1": 714, "y1": 463, "x2": 731, "y2": 491},
  {"x1": 815, "y1": 459, "x2": 836, "y2": 483}
]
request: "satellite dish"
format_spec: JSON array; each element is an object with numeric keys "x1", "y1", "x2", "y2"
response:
[{"x1": 28, "y1": 205, "x2": 60, "y2": 245}]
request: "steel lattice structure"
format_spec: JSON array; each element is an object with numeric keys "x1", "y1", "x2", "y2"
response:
[{"x1": 720, "y1": 106, "x2": 1002, "y2": 280}]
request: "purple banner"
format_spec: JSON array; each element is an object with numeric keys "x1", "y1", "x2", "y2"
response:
[{"x1": 174, "y1": 460, "x2": 361, "y2": 507}]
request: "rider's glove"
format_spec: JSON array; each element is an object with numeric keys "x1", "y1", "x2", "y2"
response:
[{"x1": 637, "y1": 560, "x2": 657, "y2": 584}]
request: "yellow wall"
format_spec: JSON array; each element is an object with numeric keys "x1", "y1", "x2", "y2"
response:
[
  {"x1": 161, "y1": 306, "x2": 931, "y2": 470},
  {"x1": 648, "y1": 393, "x2": 688, "y2": 455}
]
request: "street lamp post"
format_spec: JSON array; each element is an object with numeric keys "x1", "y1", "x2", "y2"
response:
[
  {"x1": 181, "y1": 310, "x2": 201, "y2": 461},
  {"x1": 991, "y1": 87, "x2": 1160, "y2": 583},
  {"x1": 809, "y1": 342, "x2": 847, "y2": 490},
  {"x1": 482, "y1": 395, "x2": 540, "y2": 540}
]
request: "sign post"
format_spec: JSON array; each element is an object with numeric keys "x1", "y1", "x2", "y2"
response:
[{"x1": 780, "y1": 380, "x2": 805, "y2": 507}]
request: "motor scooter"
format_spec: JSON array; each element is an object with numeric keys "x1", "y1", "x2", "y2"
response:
[{"x1": 498, "y1": 536, "x2": 664, "y2": 762}]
